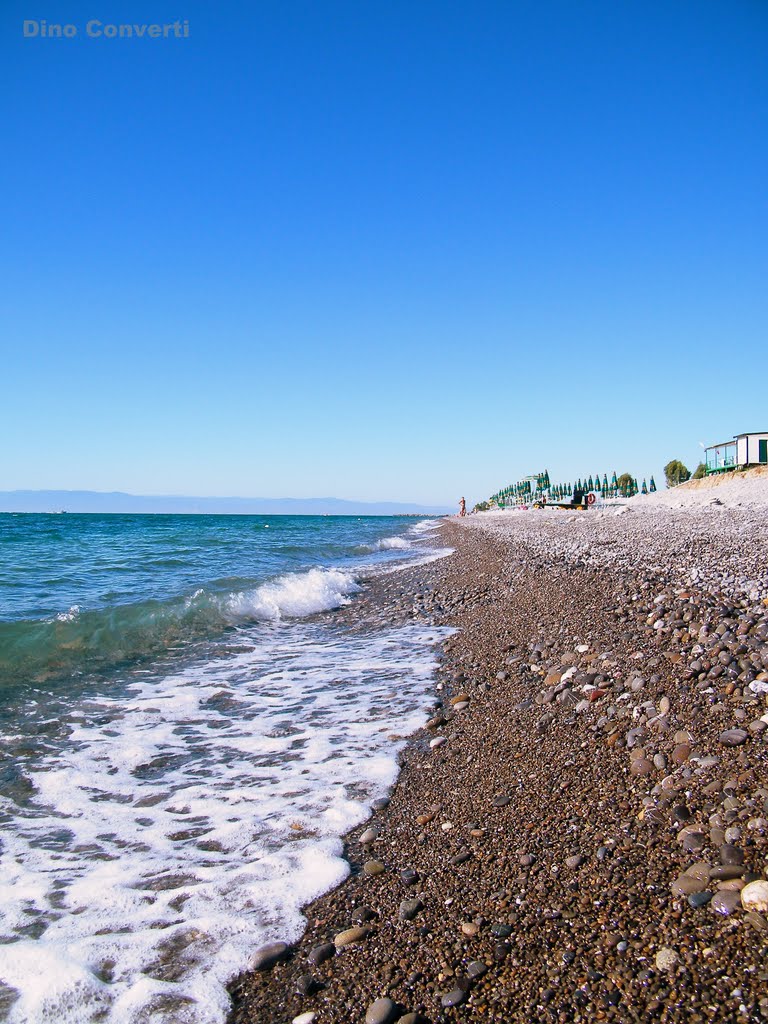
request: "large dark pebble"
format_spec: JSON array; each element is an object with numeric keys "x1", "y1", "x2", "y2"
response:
[
  {"x1": 295, "y1": 974, "x2": 321, "y2": 996},
  {"x1": 251, "y1": 941, "x2": 289, "y2": 971},
  {"x1": 365, "y1": 997, "x2": 399, "y2": 1024},
  {"x1": 440, "y1": 979, "x2": 470, "y2": 1007},
  {"x1": 307, "y1": 942, "x2": 335, "y2": 966}
]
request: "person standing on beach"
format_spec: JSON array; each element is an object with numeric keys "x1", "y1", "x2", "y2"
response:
[{"x1": 458, "y1": 497, "x2": 466, "y2": 517}]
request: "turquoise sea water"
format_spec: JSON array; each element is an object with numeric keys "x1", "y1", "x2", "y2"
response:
[
  {"x1": 0, "y1": 513, "x2": 450, "y2": 1024},
  {"x1": 0, "y1": 513, "x2": 431, "y2": 691}
]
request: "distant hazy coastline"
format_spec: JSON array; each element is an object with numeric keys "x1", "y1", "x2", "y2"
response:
[{"x1": 0, "y1": 490, "x2": 451, "y2": 516}]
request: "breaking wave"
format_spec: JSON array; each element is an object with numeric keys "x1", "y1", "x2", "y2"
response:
[{"x1": 0, "y1": 568, "x2": 360, "y2": 688}]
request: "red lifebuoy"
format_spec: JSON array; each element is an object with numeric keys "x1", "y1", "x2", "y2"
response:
[{"x1": 586, "y1": 492, "x2": 596, "y2": 506}]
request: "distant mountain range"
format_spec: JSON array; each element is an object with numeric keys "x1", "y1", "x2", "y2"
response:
[{"x1": 0, "y1": 490, "x2": 452, "y2": 516}]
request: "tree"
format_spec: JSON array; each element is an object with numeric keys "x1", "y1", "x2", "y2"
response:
[
  {"x1": 473, "y1": 500, "x2": 490, "y2": 513},
  {"x1": 692, "y1": 462, "x2": 706, "y2": 479},
  {"x1": 664, "y1": 459, "x2": 691, "y2": 487},
  {"x1": 616, "y1": 472, "x2": 634, "y2": 496}
]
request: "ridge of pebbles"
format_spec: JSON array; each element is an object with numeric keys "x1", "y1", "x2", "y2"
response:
[{"x1": 229, "y1": 503, "x2": 768, "y2": 1024}]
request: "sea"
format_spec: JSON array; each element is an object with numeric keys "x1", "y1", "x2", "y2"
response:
[{"x1": 0, "y1": 513, "x2": 451, "y2": 1024}]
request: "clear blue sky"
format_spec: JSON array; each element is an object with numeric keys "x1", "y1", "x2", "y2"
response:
[{"x1": 2, "y1": 1, "x2": 766, "y2": 506}]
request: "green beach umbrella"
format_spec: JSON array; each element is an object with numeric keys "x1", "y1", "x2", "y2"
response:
[{"x1": 641, "y1": 478, "x2": 648, "y2": 494}]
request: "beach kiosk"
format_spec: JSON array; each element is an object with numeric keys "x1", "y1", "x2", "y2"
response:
[{"x1": 704, "y1": 432, "x2": 768, "y2": 475}]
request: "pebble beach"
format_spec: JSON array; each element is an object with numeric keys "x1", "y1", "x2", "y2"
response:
[{"x1": 229, "y1": 471, "x2": 768, "y2": 1024}]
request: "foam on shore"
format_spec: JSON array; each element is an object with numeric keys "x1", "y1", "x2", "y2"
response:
[{"x1": 0, "y1": 621, "x2": 451, "y2": 1024}]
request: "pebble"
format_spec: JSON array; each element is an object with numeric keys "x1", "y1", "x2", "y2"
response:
[
  {"x1": 399, "y1": 899, "x2": 423, "y2": 921},
  {"x1": 720, "y1": 844, "x2": 744, "y2": 866},
  {"x1": 490, "y1": 923, "x2": 513, "y2": 938},
  {"x1": 630, "y1": 757, "x2": 654, "y2": 776},
  {"x1": 360, "y1": 827, "x2": 379, "y2": 844},
  {"x1": 449, "y1": 850, "x2": 472, "y2": 866},
  {"x1": 307, "y1": 942, "x2": 335, "y2": 966},
  {"x1": 440, "y1": 980, "x2": 470, "y2": 1007},
  {"x1": 363, "y1": 860, "x2": 385, "y2": 876},
  {"x1": 351, "y1": 906, "x2": 376, "y2": 924},
  {"x1": 681, "y1": 832, "x2": 706, "y2": 853},
  {"x1": 655, "y1": 947, "x2": 679, "y2": 971},
  {"x1": 719, "y1": 729, "x2": 749, "y2": 746},
  {"x1": 295, "y1": 975, "x2": 320, "y2": 996},
  {"x1": 671, "y1": 873, "x2": 706, "y2": 896},
  {"x1": 688, "y1": 891, "x2": 713, "y2": 908},
  {"x1": 671, "y1": 743, "x2": 691, "y2": 765},
  {"x1": 710, "y1": 890, "x2": 741, "y2": 915},
  {"x1": 400, "y1": 868, "x2": 419, "y2": 886},
  {"x1": 292, "y1": 1013, "x2": 316, "y2": 1024},
  {"x1": 429, "y1": 736, "x2": 446, "y2": 749},
  {"x1": 709, "y1": 865, "x2": 744, "y2": 881},
  {"x1": 741, "y1": 880, "x2": 768, "y2": 912},
  {"x1": 251, "y1": 941, "x2": 289, "y2": 971},
  {"x1": 334, "y1": 926, "x2": 369, "y2": 947},
  {"x1": 365, "y1": 998, "x2": 399, "y2": 1024},
  {"x1": 686, "y1": 862, "x2": 712, "y2": 883}
]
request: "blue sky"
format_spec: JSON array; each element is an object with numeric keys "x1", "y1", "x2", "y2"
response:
[{"x1": 2, "y1": 1, "x2": 766, "y2": 506}]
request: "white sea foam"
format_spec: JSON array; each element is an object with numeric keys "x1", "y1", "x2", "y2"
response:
[
  {"x1": 54, "y1": 604, "x2": 81, "y2": 622},
  {"x1": 0, "y1": 621, "x2": 451, "y2": 1024},
  {"x1": 222, "y1": 567, "x2": 359, "y2": 621},
  {"x1": 409, "y1": 518, "x2": 443, "y2": 535},
  {"x1": 373, "y1": 536, "x2": 412, "y2": 551}
]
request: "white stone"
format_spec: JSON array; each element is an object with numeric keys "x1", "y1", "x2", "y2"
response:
[
  {"x1": 655, "y1": 947, "x2": 679, "y2": 971},
  {"x1": 741, "y1": 880, "x2": 768, "y2": 913}
]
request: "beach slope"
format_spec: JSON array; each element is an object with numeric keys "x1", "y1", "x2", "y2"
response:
[{"x1": 230, "y1": 490, "x2": 768, "y2": 1024}]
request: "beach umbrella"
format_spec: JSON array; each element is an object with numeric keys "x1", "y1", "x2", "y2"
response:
[
  {"x1": 602, "y1": 474, "x2": 608, "y2": 491},
  {"x1": 641, "y1": 478, "x2": 648, "y2": 494},
  {"x1": 611, "y1": 471, "x2": 617, "y2": 488},
  {"x1": 587, "y1": 476, "x2": 594, "y2": 491}
]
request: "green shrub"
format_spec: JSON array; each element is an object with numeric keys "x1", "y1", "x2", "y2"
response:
[
  {"x1": 616, "y1": 472, "x2": 634, "y2": 495},
  {"x1": 664, "y1": 459, "x2": 691, "y2": 487},
  {"x1": 692, "y1": 462, "x2": 706, "y2": 479}
]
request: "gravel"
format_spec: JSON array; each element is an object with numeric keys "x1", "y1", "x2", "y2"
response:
[{"x1": 228, "y1": 493, "x2": 768, "y2": 1023}]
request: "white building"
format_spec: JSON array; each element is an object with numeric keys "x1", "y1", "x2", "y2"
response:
[{"x1": 705, "y1": 432, "x2": 768, "y2": 474}]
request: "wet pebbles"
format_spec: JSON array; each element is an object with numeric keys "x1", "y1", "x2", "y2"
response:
[{"x1": 229, "y1": 504, "x2": 768, "y2": 1023}]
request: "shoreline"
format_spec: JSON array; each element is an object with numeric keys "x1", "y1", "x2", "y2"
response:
[{"x1": 229, "y1": 506, "x2": 768, "y2": 1024}]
